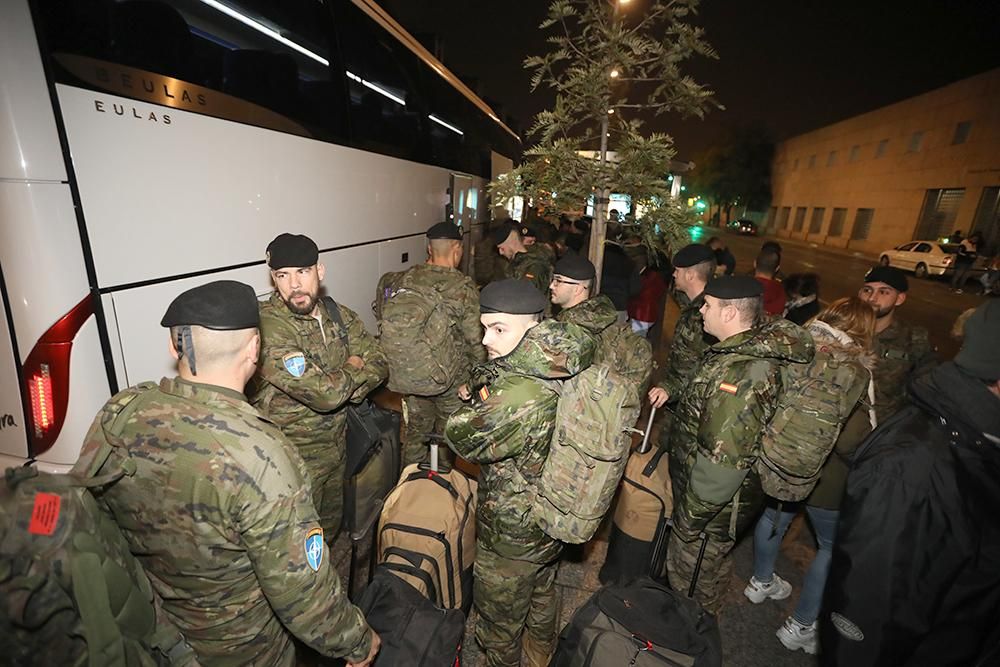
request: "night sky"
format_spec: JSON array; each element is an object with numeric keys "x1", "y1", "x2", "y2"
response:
[{"x1": 381, "y1": 0, "x2": 1000, "y2": 159}]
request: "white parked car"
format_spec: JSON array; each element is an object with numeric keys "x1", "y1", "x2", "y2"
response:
[{"x1": 879, "y1": 240, "x2": 987, "y2": 279}]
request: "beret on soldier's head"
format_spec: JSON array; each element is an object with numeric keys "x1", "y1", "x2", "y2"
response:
[
  {"x1": 426, "y1": 221, "x2": 463, "y2": 240},
  {"x1": 490, "y1": 221, "x2": 519, "y2": 246},
  {"x1": 703, "y1": 275, "x2": 764, "y2": 300},
  {"x1": 480, "y1": 279, "x2": 548, "y2": 314},
  {"x1": 864, "y1": 265, "x2": 908, "y2": 292},
  {"x1": 553, "y1": 253, "x2": 596, "y2": 281},
  {"x1": 266, "y1": 233, "x2": 319, "y2": 269},
  {"x1": 160, "y1": 280, "x2": 260, "y2": 330},
  {"x1": 672, "y1": 243, "x2": 716, "y2": 268}
]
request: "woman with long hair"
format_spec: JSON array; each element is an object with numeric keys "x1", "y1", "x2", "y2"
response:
[{"x1": 743, "y1": 296, "x2": 877, "y2": 655}]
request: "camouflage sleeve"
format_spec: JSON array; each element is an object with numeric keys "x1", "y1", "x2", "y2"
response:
[
  {"x1": 658, "y1": 314, "x2": 700, "y2": 400},
  {"x1": 445, "y1": 374, "x2": 555, "y2": 463},
  {"x1": 341, "y1": 305, "x2": 389, "y2": 401},
  {"x1": 675, "y1": 362, "x2": 779, "y2": 536},
  {"x1": 236, "y1": 451, "x2": 373, "y2": 662},
  {"x1": 909, "y1": 327, "x2": 937, "y2": 379},
  {"x1": 458, "y1": 279, "x2": 486, "y2": 369},
  {"x1": 258, "y1": 311, "x2": 359, "y2": 412}
]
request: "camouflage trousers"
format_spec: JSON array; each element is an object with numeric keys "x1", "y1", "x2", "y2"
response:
[
  {"x1": 401, "y1": 390, "x2": 464, "y2": 467},
  {"x1": 298, "y1": 440, "x2": 346, "y2": 540},
  {"x1": 473, "y1": 546, "x2": 561, "y2": 667},
  {"x1": 666, "y1": 528, "x2": 733, "y2": 615}
]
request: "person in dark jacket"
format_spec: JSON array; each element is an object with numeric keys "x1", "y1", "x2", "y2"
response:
[
  {"x1": 599, "y1": 242, "x2": 641, "y2": 322},
  {"x1": 820, "y1": 300, "x2": 1000, "y2": 666},
  {"x1": 706, "y1": 237, "x2": 736, "y2": 276},
  {"x1": 783, "y1": 273, "x2": 820, "y2": 326}
]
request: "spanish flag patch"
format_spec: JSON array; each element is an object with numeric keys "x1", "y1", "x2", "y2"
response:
[
  {"x1": 478, "y1": 386, "x2": 491, "y2": 401},
  {"x1": 719, "y1": 382, "x2": 738, "y2": 394}
]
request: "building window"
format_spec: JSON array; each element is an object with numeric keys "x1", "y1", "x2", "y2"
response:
[
  {"x1": 907, "y1": 131, "x2": 924, "y2": 153},
  {"x1": 793, "y1": 206, "x2": 807, "y2": 231},
  {"x1": 915, "y1": 188, "x2": 965, "y2": 240},
  {"x1": 826, "y1": 151, "x2": 837, "y2": 167},
  {"x1": 778, "y1": 206, "x2": 791, "y2": 229},
  {"x1": 808, "y1": 154, "x2": 816, "y2": 169},
  {"x1": 809, "y1": 207, "x2": 825, "y2": 234},
  {"x1": 952, "y1": 121, "x2": 972, "y2": 145},
  {"x1": 851, "y1": 209, "x2": 874, "y2": 240},
  {"x1": 828, "y1": 208, "x2": 848, "y2": 237},
  {"x1": 849, "y1": 145, "x2": 860, "y2": 162},
  {"x1": 875, "y1": 139, "x2": 889, "y2": 158},
  {"x1": 793, "y1": 158, "x2": 799, "y2": 170}
]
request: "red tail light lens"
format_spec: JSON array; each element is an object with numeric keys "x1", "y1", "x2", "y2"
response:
[{"x1": 22, "y1": 295, "x2": 94, "y2": 457}]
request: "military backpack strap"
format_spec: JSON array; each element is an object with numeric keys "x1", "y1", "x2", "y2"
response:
[
  {"x1": 71, "y1": 552, "x2": 128, "y2": 667},
  {"x1": 321, "y1": 296, "x2": 349, "y2": 345}
]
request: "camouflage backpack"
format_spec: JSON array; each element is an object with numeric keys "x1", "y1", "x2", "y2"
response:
[
  {"x1": 533, "y1": 363, "x2": 641, "y2": 543},
  {"x1": 756, "y1": 346, "x2": 868, "y2": 501},
  {"x1": 375, "y1": 269, "x2": 463, "y2": 396},
  {"x1": 595, "y1": 322, "x2": 655, "y2": 394},
  {"x1": 0, "y1": 463, "x2": 195, "y2": 667}
]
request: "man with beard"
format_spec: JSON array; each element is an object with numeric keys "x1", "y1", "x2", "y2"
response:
[
  {"x1": 857, "y1": 266, "x2": 936, "y2": 422},
  {"x1": 253, "y1": 233, "x2": 388, "y2": 538}
]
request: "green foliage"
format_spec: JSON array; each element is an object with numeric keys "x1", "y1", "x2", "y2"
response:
[{"x1": 688, "y1": 124, "x2": 774, "y2": 218}]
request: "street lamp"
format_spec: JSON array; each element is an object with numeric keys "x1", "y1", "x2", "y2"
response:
[{"x1": 609, "y1": 68, "x2": 620, "y2": 78}]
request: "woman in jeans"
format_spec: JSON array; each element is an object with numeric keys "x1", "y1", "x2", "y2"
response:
[{"x1": 743, "y1": 297, "x2": 877, "y2": 655}]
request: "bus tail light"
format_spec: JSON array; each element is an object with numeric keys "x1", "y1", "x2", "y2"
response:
[{"x1": 21, "y1": 295, "x2": 94, "y2": 457}]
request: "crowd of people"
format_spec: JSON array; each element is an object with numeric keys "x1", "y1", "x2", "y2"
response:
[{"x1": 48, "y1": 211, "x2": 1000, "y2": 667}]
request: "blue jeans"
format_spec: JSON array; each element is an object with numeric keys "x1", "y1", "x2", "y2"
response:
[{"x1": 752, "y1": 504, "x2": 840, "y2": 625}]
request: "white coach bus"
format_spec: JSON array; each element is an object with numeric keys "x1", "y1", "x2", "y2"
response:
[{"x1": 0, "y1": 0, "x2": 520, "y2": 472}]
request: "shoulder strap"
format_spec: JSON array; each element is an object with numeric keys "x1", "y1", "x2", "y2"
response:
[
  {"x1": 72, "y1": 553, "x2": 128, "y2": 667},
  {"x1": 321, "y1": 296, "x2": 349, "y2": 345}
]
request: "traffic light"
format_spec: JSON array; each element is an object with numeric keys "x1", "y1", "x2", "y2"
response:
[{"x1": 695, "y1": 200, "x2": 707, "y2": 211}]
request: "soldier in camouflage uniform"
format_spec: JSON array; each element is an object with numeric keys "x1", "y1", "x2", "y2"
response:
[
  {"x1": 475, "y1": 216, "x2": 510, "y2": 287},
  {"x1": 665, "y1": 276, "x2": 814, "y2": 614},
  {"x1": 493, "y1": 221, "x2": 554, "y2": 296},
  {"x1": 550, "y1": 253, "x2": 653, "y2": 392},
  {"x1": 857, "y1": 266, "x2": 936, "y2": 422},
  {"x1": 393, "y1": 222, "x2": 486, "y2": 465},
  {"x1": 649, "y1": 244, "x2": 718, "y2": 410},
  {"x1": 252, "y1": 234, "x2": 388, "y2": 538},
  {"x1": 71, "y1": 281, "x2": 379, "y2": 666},
  {"x1": 445, "y1": 280, "x2": 595, "y2": 667}
]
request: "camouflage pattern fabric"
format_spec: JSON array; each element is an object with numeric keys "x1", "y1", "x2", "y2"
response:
[
  {"x1": 556, "y1": 294, "x2": 654, "y2": 393},
  {"x1": 71, "y1": 378, "x2": 373, "y2": 666},
  {"x1": 656, "y1": 291, "x2": 717, "y2": 402},
  {"x1": 870, "y1": 318, "x2": 935, "y2": 423},
  {"x1": 507, "y1": 245, "x2": 554, "y2": 296},
  {"x1": 252, "y1": 292, "x2": 388, "y2": 536},
  {"x1": 665, "y1": 318, "x2": 813, "y2": 614},
  {"x1": 474, "y1": 233, "x2": 508, "y2": 287},
  {"x1": 401, "y1": 389, "x2": 464, "y2": 466},
  {"x1": 446, "y1": 320, "x2": 594, "y2": 666},
  {"x1": 473, "y1": 547, "x2": 560, "y2": 667}
]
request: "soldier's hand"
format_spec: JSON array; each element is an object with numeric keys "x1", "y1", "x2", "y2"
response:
[
  {"x1": 457, "y1": 384, "x2": 471, "y2": 401},
  {"x1": 648, "y1": 387, "x2": 669, "y2": 408},
  {"x1": 345, "y1": 355, "x2": 366, "y2": 371},
  {"x1": 348, "y1": 630, "x2": 381, "y2": 667}
]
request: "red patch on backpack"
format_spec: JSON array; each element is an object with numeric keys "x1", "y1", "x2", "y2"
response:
[{"x1": 28, "y1": 493, "x2": 61, "y2": 536}]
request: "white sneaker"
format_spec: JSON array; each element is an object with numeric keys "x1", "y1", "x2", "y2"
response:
[
  {"x1": 743, "y1": 574, "x2": 792, "y2": 604},
  {"x1": 776, "y1": 617, "x2": 818, "y2": 654}
]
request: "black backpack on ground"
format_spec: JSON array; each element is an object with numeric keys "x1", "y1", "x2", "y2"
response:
[
  {"x1": 358, "y1": 567, "x2": 464, "y2": 666},
  {"x1": 550, "y1": 577, "x2": 721, "y2": 667}
]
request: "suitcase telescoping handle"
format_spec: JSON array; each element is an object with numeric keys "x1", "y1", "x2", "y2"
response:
[
  {"x1": 636, "y1": 407, "x2": 657, "y2": 455},
  {"x1": 688, "y1": 531, "x2": 709, "y2": 598},
  {"x1": 423, "y1": 433, "x2": 446, "y2": 473}
]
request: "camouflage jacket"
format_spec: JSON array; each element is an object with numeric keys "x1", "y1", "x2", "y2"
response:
[
  {"x1": 507, "y1": 245, "x2": 554, "y2": 295},
  {"x1": 871, "y1": 318, "x2": 936, "y2": 423},
  {"x1": 557, "y1": 294, "x2": 653, "y2": 391},
  {"x1": 445, "y1": 320, "x2": 595, "y2": 563},
  {"x1": 251, "y1": 292, "x2": 388, "y2": 452},
  {"x1": 669, "y1": 318, "x2": 814, "y2": 539},
  {"x1": 71, "y1": 378, "x2": 372, "y2": 666},
  {"x1": 398, "y1": 263, "x2": 486, "y2": 382},
  {"x1": 474, "y1": 234, "x2": 508, "y2": 287},
  {"x1": 658, "y1": 291, "x2": 717, "y2": 401}
]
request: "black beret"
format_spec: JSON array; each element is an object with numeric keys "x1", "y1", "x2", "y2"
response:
[
  {"x1": 480, "y1": 279, "x2": 547, "y2": 314},
  {"x1": 160, "y1": 280, "x2": 260, "y2": 330},
  {"x1": 673, "y1": 243, "x2": 715, "y2": 268},
  {"x1": 427, "y1": 221, "x2": 462, "y2": 240},
  {"x1": 553, "y1": 253, "x2": 596, "y2": 281},
  {"x1": 864, "y1": 265, "x2": 908, "y2": 292},
  {"x1": 704, "y1": 275, "x2": 764, "y2": 299},
  {"x1": 266, "y1": 233, "x2": 318, "y2": 269},
  {"x1": 490, "y1": 221, "x2": 519, "y2": 246}
]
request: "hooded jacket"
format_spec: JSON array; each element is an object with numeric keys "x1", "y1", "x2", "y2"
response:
[
  {"x1": 821, "y1": 362, "x2": 1000, "y2": 666},
  {"x1": 669, "y1": 317, "x2": 814, "y2": 540},
  {"x1": 445, "y1": 320, "x2": 595, "y2": 563}
]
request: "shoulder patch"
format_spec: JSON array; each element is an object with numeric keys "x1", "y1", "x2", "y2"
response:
[
  {"x1": 478, "y1": 386, "x2": 491, "y2": 401},
  {"x1": 304, "y1": 527, "x2": 324, "y2": 571},
  {"x1": 718, "y1": 382, "x2": 738, "y2": 394},
  {"x1": 282, "y1": 352, "x2": 306, "y2": 377}
]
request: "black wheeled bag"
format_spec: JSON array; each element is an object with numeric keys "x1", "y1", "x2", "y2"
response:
[
  {"x1": 551, "y1": 576, "x2": 722, "y2": 667},
  {"x1": 358, "y1": 568, "x2": 464, "y2": 666},
  {"x1": 600, "y1": 446, "x2": 672, "y2": 585}
]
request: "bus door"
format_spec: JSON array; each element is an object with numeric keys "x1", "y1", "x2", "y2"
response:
[
  {"x1": 0, "y1": 269, "x2": 28, "y2": 463},
  {"x1": 451, "y1": 173, "x2": 474, "y2": 275}
]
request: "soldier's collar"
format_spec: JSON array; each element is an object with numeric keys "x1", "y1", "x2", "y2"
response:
[{"x1": 163, "y1": 376, "x2": 250, "y2": 405}]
